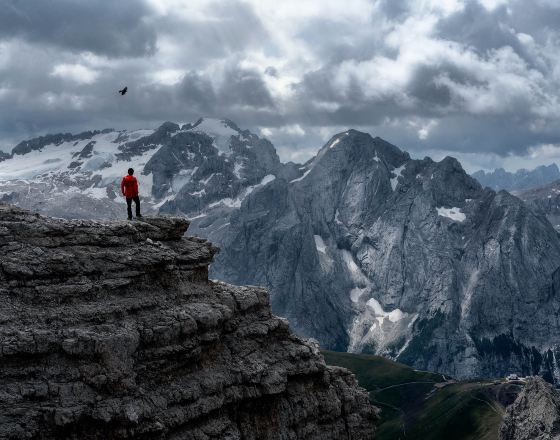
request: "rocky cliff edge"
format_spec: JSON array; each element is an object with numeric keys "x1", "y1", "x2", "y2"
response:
[
  {"x1": 500, "y1": 377, "x2": 560, "y2": 440},
  {"x1": 0, "y1": 204, "x2": 377, "y2": 439}
]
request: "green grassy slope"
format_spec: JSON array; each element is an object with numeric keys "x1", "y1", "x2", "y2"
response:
[{"x1": 322, "y1": 350, "x2": 521, "y2": 440}]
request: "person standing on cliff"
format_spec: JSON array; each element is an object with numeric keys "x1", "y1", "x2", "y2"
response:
[{"x1": 121, "y1": 168, "x2": 142, "y2": 220}]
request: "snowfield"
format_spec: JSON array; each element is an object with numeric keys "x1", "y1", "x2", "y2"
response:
[{"x1": 436, "y1": 206, "x2": 466, "y2": 222}]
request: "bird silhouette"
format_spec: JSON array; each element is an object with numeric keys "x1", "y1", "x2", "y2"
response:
[{"x1": 118, "y1": 86, "x2": 128, "y2": 96}]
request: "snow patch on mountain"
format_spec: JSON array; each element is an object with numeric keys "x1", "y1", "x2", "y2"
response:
[
  {"x1": 233, "y1": 161, "x2": 244, "y2": 179},
  {"x1": 209, "y1": 174, "x2": 276, "y2": 209},
  {"x1": 83, "y1": 187, "x2": 108, "y2": 200},
  {"x1": 290, "y1": 169, "x2": 312, "y2": 183},
  {"x1": 348, "y1": 296, "x2": 414, "y2": 356},
  {"x1": 314, "y1": 235, "x2": 327, "y2": 253},
  {"x1": 191, "y1": 118, "x2": 238, "y2": 155},
  {"x1": 314, "y1": 235, "x2": 334, "y2": 272},
  {"x1": 366, "y1": 298, "x2": 404, "y2": 323},
  {"x1": 391, "y1": 164, "x2": 406, "y2": 191},
  {"x1": 171, "y1": 168, "x2": 197, "y2": 192},
  {"x1": 342, "y1": 250, "x2": 370, "y2": 286},
  {"x1": 437, "y1": 206, "x2": 466, "y2": 222},
  {"x1": 329, "y1": 138, "x2": 341, "y2": 149}
]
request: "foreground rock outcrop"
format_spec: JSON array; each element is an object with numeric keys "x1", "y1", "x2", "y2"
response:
[
  {"x1": 500, "y1": 377, "x2": 560, "y2": 440},
  {"x1": 0, "y1": 204, "x2": 376, "y2": 439}
]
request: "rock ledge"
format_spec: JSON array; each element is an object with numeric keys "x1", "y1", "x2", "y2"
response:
[{"x1": 0, "y1": 204, "x2": 376, "y2": 439}]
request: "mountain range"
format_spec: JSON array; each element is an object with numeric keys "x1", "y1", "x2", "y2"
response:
[
  {"x1": 472, "y1": 164, "x2": 560, "y2": 192},
  {"x1": 1, "y1": 118, "x2": 560, "y2": 382}
]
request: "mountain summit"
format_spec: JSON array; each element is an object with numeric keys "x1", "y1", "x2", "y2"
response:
[
  {"x1": 2, "y1": 119, "x2": 560, "y2": 382},
  {"x1": 210, "y1": 129, "x2": 560, "y2": 381}
]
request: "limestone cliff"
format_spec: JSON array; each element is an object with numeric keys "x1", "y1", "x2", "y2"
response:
[{"x1": 0, "y1": 204, "x2": 376, "y2": 439}]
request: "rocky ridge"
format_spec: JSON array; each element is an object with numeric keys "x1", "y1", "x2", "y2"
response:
[
  {"x1": 4, "y1": 119, "x2": 560, "y2": 383},
  {"x1": 0, "y1": 204, "x2": 376, "y2": 439},
  {"x1": 500, "y1": 377, "x2": 560, "y2": 440},
  {"x1": 472, "y1": 164, "x2": 560, "y2": 192},
  {"x1": 0, "y1": 118, "x2": 298, "y2": 221},
  {"x1": 515, "y1": 180, "x2": 560, "y2": 231},
  {"x1": 209, "y1": 130, "x2": 560, "y2": 381}
]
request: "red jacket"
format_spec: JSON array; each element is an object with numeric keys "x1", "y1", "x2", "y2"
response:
[{"x1": 121, "y1": 175, "x2": 139, "y2": 198}]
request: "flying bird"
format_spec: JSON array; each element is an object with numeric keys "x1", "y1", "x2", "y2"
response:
[{"x1": 118, "y1": 86, "x2": 128, "y2": 96}]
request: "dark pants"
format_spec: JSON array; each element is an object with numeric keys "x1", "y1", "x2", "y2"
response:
[{"x1": 126, "y1": 196, "x2": 140, "y2": 219}]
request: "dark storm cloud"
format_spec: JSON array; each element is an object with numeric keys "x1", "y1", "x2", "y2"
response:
[
  {"x1": 508, "y1": 0, "x2": 560, "y2": 38},
  {"x1": 178, "y1": 72, "x2": 218, "y2": 115},
  {"x1": 0, "y1": 57, "x2": 278, "y2": 148},
  {"x1": 176, "y1": 67, "x2": 275, "y2": 116},
  {"x1": 436, "y1": 3, "x2": 520, "y2": 53},
  {"x1": 376, "y1": 0, "x2": 411, "y2": 20},
  {"x1": 2, "y1": 0, "x2": 560, "y2": 168},
  {"x1": 386, "y1": 115, "x2": 560, "y2": 157},
  {"x1": 406, "y1": 66, "x2": 453, "y2": 109},
  {"x1": 278, "y1": 0, "x2": 560, "y2": 160},
  {"x1": 218, "y1": 67, "x2": 275, "y2": 109},
  {"x1": 158, "y1": 1, "x2": 269, "y2": 62},
  {"x1": 434, "y1": 1, "x2": 545, "y2": 72},
  {"x1": 295, "y1": 18, "x2": 385, "y2": 64},
  {"x1": 0, "y1": 0, "x2": 157, "y2": 57}
]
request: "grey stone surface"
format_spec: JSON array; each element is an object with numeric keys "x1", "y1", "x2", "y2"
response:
[
  {"x1": 208, "y1": 130, "x2": 560, "y2": 381},
  {"x1": 500, "y1": 377, "x2": 560, "y2": 440},
  {"x1": 515, "y1": 180, "x2": 560, "y2": 231},
  {"x1": 0, "y1": 204, "x2": 377, "y2": 439},
  {"x1": 3, "y1": 119, "x2": 560, "y2": 383}
]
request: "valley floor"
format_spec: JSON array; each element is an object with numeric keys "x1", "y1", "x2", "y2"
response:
[{"x1": 322, "y1": 351, "x2": 523, "y2": 440}]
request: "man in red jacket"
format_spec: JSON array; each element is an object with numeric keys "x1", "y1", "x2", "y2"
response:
[{"x1": 121, "y1": 168, "x2": 142, "y2": 220}]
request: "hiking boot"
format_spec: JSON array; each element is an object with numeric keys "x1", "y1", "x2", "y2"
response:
[
  {"x1": 128, "y1": 217, "x2": 133, "y2": 221},
  {"x1": 136, "y1": 214, "x2": 143, "y2": 218}
]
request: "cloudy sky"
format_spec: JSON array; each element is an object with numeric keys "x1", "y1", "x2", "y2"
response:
[{"x1": 1, "y1": 0, "x2": 560, "y2": 171}]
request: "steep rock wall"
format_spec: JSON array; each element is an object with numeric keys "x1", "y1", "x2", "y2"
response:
[{"x1": 0, "y1": 204, "x2": 376, "y2": 439}]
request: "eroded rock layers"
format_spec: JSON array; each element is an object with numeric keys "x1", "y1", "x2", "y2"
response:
[{"x1": 0, "y1": 204, "x2": 376, "y2": 439}]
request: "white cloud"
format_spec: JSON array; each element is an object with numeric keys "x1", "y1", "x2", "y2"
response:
[
  {"x1": 529, "y1": 143, "x2": 560, "y2": 160},
  {"x1": 478, "y1": 0, "x2": 508, "y2": 10},
  {"x1": 2, "y1": 0, "x2": 560, "y2": 173},
  {"x1": 418, "y1": 119, "x2": 438, "y2": 140},
  {"x1": 149, "y1": 69, "x2": 184, "y2": 85},
  {"x1": 51, "y1": 64, "x2": 99, "y2": 84}
]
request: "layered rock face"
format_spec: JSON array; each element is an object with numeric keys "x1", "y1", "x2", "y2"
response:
[
  {"x1": 500, "y1": 377, "x2": 560, "y2": 440},
  {"x1": 210, "y1": 130, "x2": 560, "y2": 381},
  {"x1": 4, "y1": 119, "x2": 560, "y2": 382},
  {"x1": 0, "y1": 204, "x2": 376, "y2": 439},
  {"x1": 516, "y1": 180, "x2": 560, "y2": 231}
]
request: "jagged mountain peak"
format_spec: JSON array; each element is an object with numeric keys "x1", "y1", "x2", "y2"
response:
[
  {"x1": 211, "y1": 129, "x2": 560, "y2": 382},
  {"x1": 3, "y1": 121, "x2": 560, "y2": 384},
  {"x1": 183, "y1": 117, "x2": 244, "y2": 155},
  {"x1": 0, "y1": 117, "x2": 283, "y2": 219},
  {"x1": 312, "y1": 130, "x2": 409, "y2": 167},
  {"x1": 472, "y1": 162, "x2": 560, "y2": 191}
]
